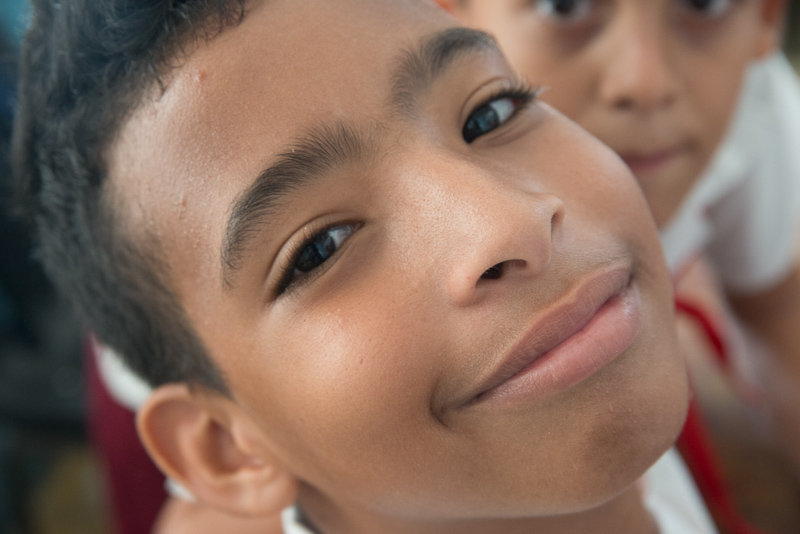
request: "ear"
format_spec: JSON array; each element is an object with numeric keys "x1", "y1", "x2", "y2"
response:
[
  {"x1": 756, "y1": 0, "x2": 788, "y2": 58},
  {"x1": 137, "y1": 384, "x2": 298, "y2": 518}
]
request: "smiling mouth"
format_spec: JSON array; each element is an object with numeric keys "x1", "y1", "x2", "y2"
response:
[{"x1": 469, "y1": 265, "x2": 641, "y2": 407}]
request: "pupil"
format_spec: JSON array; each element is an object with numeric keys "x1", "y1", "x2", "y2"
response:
[
  {"x1": 296, "y1": 233, "x2": 336, "y2": 272},
  {"x1": 552, "y1": 0, "x2": 576, "y2": 14},
  {"x1": 463, "y1": 105, "x2": 500, "y2": 143},
  {"x1": 687, "y1": 0, "x2": 712, "y2": 8}
]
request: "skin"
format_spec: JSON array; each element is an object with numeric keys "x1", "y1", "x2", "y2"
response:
[
  {"x1": 443, "y1": 0, "x2": 800, "y2": 480},
  {"x1": 115, "y1": 0, "x2": 688, "y2": 532},
  {"x1": 443, "y1": 0, "x2": 783, "y2": 226}
]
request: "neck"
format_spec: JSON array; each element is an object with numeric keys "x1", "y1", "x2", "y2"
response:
[{"x1": 296, "y1": 485, "x2": 659, "y2": 534}]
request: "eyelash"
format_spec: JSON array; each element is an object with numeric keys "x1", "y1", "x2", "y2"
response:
[
  {"x1": 275, "y1": 222, "x2": 360, "y2": 296},
  {"x1": 463, "y1": 80, "x2": 542, "y2": 143}
]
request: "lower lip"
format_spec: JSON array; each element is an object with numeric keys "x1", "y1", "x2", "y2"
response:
[
  {"x1": 478, "y1": 284, "x2": 642, "y2": 406},
  {"x1": 621, "y1": 151, "x2": 680, "y2": 176}
]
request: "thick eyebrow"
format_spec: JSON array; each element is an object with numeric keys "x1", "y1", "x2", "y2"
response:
[
  {"x1": 392, "y1": 27, "x2": 500, "y2": 113},
  {"x1": 221, "y1": 122, "x2": 374, "y2": 287}
]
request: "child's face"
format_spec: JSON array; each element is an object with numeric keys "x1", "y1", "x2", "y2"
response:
[
  {"x1": 447, "y1": 0, "x2": 782, "y2": 225},
  {"x1": 113, "y1": 0, "x2": 686, "y2": 524}
]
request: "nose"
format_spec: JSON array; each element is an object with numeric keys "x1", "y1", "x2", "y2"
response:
[
  {"x1": 438, "y1": 170, "x2": 566, "y2": 307},
  {"x1": 597, "y1": 12, "x2": 678, "y2": 113}
]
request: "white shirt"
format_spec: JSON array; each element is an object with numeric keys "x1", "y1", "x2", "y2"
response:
[
  {"x1": 661, "y1": 53, "x2": 800, "y2": 292},
  {"x1": 641, "y1": 448, "x2": 719, "y2": 534}
]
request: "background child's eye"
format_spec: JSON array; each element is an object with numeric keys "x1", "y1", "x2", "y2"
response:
[
  {"x1": 279, "y1": 224, "x2": 355, "y2": 293},
  {"x1": 679, "y1": 0, "x2": 732, "y2": 18},
  {"x1": 534, "y1": 0, "x2": 593, "y2": 24},
  {"x1": 463, "y1": 89, "x2": 534, "y2": 144}
]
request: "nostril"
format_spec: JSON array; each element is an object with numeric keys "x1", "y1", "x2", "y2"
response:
[
  {"x1": 480, "y1": 263, "x2": 504, "y2": 280},
  {"x1": 615, "y1": 97, "x2": 635, "y2": 111}
]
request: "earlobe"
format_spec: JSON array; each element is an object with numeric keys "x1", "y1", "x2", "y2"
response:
[{"x1": 137, "y1": 384, "x2": 298, "y2": 518}]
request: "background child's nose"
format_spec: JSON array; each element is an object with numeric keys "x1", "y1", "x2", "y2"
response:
[{"x1": 597, "y1": 15, "x2": 679, "y2": 113}]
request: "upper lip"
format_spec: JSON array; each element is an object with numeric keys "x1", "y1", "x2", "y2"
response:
[{"x1": 467, "y1": 264, "x2": 633, "y2": 404}]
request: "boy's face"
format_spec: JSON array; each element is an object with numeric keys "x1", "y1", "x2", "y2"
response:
[
  {"x1": 113, "y1": 0, "x2": 686, "y2": 525},
  {"x1": 447, "y1": 0, "x2": 782, "y2": 225}
]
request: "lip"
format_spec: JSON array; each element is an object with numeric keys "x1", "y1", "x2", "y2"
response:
[
  {"x1": 618, "y1": 147, "x2": 685, "y2": 176},
  {"x1": 469, "y1": 265, "x2": 641, "y2": 406}
]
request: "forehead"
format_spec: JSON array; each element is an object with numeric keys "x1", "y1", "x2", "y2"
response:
[
  {"x1": 109, "y1": 0, "x2": 453, "y2": 297},
  {"x1": 119, "y1": 0, "x2": 447, "y2": 180}
]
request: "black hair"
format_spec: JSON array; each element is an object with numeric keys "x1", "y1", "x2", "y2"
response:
[{"x1": 13, "y1": 0, "x2": 247, "y2": 393}]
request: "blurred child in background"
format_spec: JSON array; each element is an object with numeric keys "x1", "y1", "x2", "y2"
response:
[{"x1": 437, "y1": 0, "x2": 800, "y2": 481}]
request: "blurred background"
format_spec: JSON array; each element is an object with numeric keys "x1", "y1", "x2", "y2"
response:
[
  {"x1": 1, "y1": 2, "x2": 800, "y2": 534},
  {"x1": 0, "y1": 1, "x2": 105, "y2": 533}
]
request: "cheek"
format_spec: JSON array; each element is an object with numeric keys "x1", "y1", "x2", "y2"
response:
[
  {"x1": 492, "y1": 22, "x2": 540, "y2": 70},
  {"x1": 460, "y1": 8, "x2": 559, "y2": 87},
  {"x1": 542, "y1": 117, "x2": 651, "y2": 220},
  {"x1": 525, "y1": 53, "x2": 600, "y2": 128},
  {"x1": 678, "y1": 14, "x2": 765, "y2": 154},
  {"x1": 237, "y1": 282, "x2": 448, "y2": 488},
  {"x1": 686, "y1": 63, "x2": 747, "y2": 154}
]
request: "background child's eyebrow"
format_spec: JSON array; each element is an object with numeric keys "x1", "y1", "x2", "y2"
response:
[
  {"x1": 392, "y1": 27, "x2": 500, "y2": 113},
  {"x1": 220, "y1": 122, "x2": 375, "y2": 287}
]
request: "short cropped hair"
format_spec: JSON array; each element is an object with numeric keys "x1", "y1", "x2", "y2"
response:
[{"x1": 13, "y1": 0, "x2": 247, "y2": 393}]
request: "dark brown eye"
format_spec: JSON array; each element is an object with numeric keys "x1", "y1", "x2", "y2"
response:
[
  {"x1": 279, "y1": 225, "x2": 355, "y2": 294},
  {"x1": 551, "y1": 0, "x2": 580, "y2": 15},
  {"x1": 681, "y1": 0, "x2": 731, "y2": 18},
  {"x1": 534, "y1": 0, "x2": 592, "y2": 23},
  {"x1": 463, "y1": 98, "x2": 514, "y2": 143},
  {"x1": 463, "y1": 86, "x2": 535, "y2": 144}
]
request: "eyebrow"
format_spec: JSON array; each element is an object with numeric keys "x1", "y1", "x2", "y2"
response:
[
  {"x1": 392, "y1": 27, "x2": 500, "y2": 113},
  {"x1": 221, "y1": 27, "x2": 500, "y2": 287},
  {"x1": 221, "y1": 122, "x2": 373, "y2": 286}
]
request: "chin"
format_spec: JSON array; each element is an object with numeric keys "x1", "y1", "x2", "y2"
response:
[
  {"x1": 571, "y1": 346, "x2": 689, "y2": 503},
  {"x1": 492, "y1": 369, "x2": 688, "y2": 518}
]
